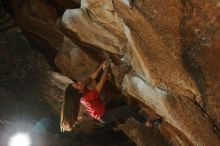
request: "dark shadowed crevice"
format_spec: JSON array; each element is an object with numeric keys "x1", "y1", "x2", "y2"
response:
[{"x1": 23, "y1": 32, "x2": 60, "y2": 72}]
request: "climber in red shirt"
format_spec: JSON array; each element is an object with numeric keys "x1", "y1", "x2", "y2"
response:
[{"x1": 60, "y1": 60, "x2": 161, "y2": 132}]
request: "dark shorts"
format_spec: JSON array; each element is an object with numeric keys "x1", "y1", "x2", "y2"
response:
[{"x1": 99, "y1": 105, "x2": 145, "y2": 124}]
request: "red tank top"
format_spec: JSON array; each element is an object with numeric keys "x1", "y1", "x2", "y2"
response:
[{"x1": 80, "y1": 89, "x2": 105, "y2": 120}]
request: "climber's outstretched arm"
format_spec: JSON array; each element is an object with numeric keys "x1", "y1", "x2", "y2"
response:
[
  {"x1": 90, "y1": 60, "x2": 108, "y2": 80},
  {"x1": 95, "y1": 61, "x2": 110, "y2": 93},
  {"x1": 82, "y1": 60, "x2": 109, "y2": 89}
]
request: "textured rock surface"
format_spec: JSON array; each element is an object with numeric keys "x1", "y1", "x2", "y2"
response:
[
  {"x1": 60, "y1": 0, "x2": 220, "y2": 145},
  {"x1": 2, "y1": 0, "x2": 220, "y2": 145}
]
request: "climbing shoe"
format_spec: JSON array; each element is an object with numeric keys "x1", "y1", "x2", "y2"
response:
[{"x1": 145, "y1": 118, "x2": 162, "y2": 127}]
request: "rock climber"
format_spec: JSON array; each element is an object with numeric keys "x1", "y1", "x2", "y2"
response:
[{"x1": 60, "y1": 60, "x2": 161, "y2": 132}]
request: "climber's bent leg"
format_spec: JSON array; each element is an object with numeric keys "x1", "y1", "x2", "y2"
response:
[{"x1": 99, "y1": 105, "x2": 145, "y2": 124}]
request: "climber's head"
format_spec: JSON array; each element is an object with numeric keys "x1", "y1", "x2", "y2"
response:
[
  {"x1": 71, "y1": 81, "x2": 85, "y2": 92},
  {"x1": 60, "y1": 83, "x2": 82, "y2": 132}
]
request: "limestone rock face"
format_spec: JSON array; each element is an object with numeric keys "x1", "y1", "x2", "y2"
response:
[
  {"x1": 60, "y1": 1, "x2": 220, "y2": 145},
  {"x1": 62, "y1": 1, "x2": 127, "y2": 54},
  {"x1": 2, "y1": 0, "x2": 220, "y2": 145}
]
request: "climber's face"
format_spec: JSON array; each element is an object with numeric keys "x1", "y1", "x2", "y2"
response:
[{"x1": 72, "y1": 81, "x2": 84, "y2": 92}]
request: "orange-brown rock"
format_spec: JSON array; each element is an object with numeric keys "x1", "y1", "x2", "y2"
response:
[{"x1": 2, "y1": 0, "x2": 220, "y2": 145}]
